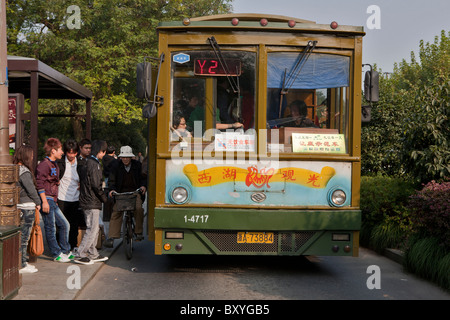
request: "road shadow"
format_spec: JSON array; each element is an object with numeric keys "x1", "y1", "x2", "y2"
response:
[{"x1": 111, "y1": 237, "x2": 330, "y2": 277}]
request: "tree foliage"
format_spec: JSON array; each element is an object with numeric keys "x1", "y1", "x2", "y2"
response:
[
  {"x1": 6, "y1": 0, "x2": 232, "y2": 142},
  {"x1": 362, "y1": 30, "x2": 449, "y2": 183}
]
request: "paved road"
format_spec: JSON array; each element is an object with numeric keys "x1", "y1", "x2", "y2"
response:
[{"x1": 76, "y1": 238, "x2": 450, "y2": 301}]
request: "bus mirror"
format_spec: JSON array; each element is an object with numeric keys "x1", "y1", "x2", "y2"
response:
[
  {"x1": 142, "y1": 103, "x2": 157, "y2": 119},
  {"x1": 364, "y1": 70, "x2": 379, "y2": 102},
  {"x1": 137, "y1": 54, "x2": 165, "y2": 119},
  {"x1": 136, "y1": 62, "x2": 152, "y2": 100},
  {"x1": 361, "y1": 105, "x2": 371, "y2": 122}
]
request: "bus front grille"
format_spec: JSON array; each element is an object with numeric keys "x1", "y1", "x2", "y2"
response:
[{"x1": 201, "y1": 230, "x2": 316, "y2": 254}]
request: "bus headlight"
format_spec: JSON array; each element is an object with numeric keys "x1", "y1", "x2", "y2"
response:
[
  {"x1": 328, "y1": 187, "x2": 347, "y2": 207},
  {"x1": 170, "y1": 185, "x2": 190, "y2": 205}
]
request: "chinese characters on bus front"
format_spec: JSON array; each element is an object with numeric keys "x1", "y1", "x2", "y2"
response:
[
  {"x1": 292, "y1": 133, "x2": 346, "y2": 154},
  {"x1": 215, "y1": 133, "x2": 255, "y2": 152}
]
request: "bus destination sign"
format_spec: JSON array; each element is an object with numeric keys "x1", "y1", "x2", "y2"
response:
[{"x1": 194, "y1": 59, "x2": 241, "y2": 76}]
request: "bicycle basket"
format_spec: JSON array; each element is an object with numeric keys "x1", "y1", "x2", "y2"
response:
[{"x1": 115, "y1": 193, "x2": 137, "y2": 211}]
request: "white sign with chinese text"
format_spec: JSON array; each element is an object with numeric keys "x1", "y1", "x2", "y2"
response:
[
  {"x1": 292, "y1": 133, "x2": 346, "y2": 154},
  {"x1": 215, "y1": 133, "x2": 255, "y2": 152}
]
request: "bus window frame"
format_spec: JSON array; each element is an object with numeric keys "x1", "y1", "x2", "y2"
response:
[
  {"x1": 168, "y1": 47, "x2": 258, "y2": 152},
  {"x1": 264, "y1": 47, "x2": 353, "y2": 156}
]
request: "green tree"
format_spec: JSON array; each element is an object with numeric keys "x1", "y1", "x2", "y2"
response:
[
  {"x1": 362, "y1": 30, "x2": 449, "y2": 183},
  {"x1": 397, "y1": 31, "x2": 449, "y2": 182},
  {"x1": 361, "y1": 72, "x2": 408, "y2": 177},
  {"x1": 6, "y1": 0, "x2": 232, "y2": 141}
]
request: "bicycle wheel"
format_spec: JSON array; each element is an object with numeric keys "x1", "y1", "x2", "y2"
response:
[{"x1": 123, "y1": 212, "x2": 133, "y2": 260}]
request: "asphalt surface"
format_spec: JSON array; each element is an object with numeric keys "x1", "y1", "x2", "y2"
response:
[
  {"x1": 12, "y1": 221, "x2": 120, "y2": 300},
  {"x1": 10, "y1": 220, "x2": 438, "y2": 301}
]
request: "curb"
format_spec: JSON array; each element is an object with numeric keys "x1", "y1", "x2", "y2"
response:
[{"x1": 384, "y1": 248, "x2": 404, "y2": 265}]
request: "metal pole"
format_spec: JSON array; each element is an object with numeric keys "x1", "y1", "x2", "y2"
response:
[
  {"x1": 86, "y1": 99, "x2": 92, "y2": 139},
  {"x1": 30, "y1": 71, "x2": 38, "y2": 168}
]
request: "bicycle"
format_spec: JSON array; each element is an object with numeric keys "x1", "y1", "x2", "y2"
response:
[{"x1": 111, "y1": 189, "x2": 142, "y2": 260}]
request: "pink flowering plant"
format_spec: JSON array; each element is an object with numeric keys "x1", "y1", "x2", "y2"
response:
[{"x1": 407, "y1": 180, "x2": 450, "y2": 249}]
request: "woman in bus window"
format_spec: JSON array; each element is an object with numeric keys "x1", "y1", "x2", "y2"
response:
[{"x1": 171, "y1": 114, "x2": 192, "y2": 141}]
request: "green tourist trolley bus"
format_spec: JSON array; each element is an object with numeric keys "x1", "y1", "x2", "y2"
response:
[{"x1": 138, "y1": 13, "x2": 377, "y2": 256}]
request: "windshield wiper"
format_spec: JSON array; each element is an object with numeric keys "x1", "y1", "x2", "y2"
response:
[
  {"x1": 208, "y1": 36, "x2": 240, "y2": 94},
  {"x1": 208, "y1": 36, "x2": 242, "y2": 123},
  {"x1": 278, "y1": 40, "x2": 317, "y2": 118}
]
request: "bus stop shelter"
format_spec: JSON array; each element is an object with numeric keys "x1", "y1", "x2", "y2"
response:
[{"x1": 7, "y1": 55, "x2": 93, "y2": 165}]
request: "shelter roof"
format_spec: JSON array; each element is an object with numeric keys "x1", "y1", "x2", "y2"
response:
[{"x1": 7, "y1": 55, "x2": 92, "y2": 100}]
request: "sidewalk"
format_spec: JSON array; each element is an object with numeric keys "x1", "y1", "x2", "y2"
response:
[{"x1": 13, "y1": 221, "x2": 121, "y2": 300}]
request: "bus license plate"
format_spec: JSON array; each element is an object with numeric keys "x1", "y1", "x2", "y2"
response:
[{"x1": 237, "y1": 232, "x2": 274, "y2": 244}]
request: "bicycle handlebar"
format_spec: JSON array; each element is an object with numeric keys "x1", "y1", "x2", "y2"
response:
[{"x1": 111, "y1": 188, "x2": 143, "y2": 197}]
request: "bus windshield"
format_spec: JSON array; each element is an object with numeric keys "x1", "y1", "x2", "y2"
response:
[
  {"x1": 266, "y1": 52, "x2": 350, "y2": 154},
  {"x1": 170, "y1": 50, "x2": 256, "y2": 148}
]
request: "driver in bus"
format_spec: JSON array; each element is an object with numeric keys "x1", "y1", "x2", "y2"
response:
[
  {"x1": 284, "y1": 100, "x2": 317, "y2": 128},
  {"x1": 186, "y1": 93, "x2": 243, "y2": 134}
]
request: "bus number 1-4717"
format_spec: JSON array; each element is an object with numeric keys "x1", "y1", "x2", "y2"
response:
[{"x1": 184, "y1": 215, "x2": 209, "y2": 223}]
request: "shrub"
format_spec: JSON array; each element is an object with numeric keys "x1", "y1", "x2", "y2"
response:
[
  {"x1": 437, "y1": 253, "x2": 450, "y2": 291},
  {"x1": 360, "y1": 176, "x2": 415, "y2": 249},
  {"x1": 360, "y1": 176, "x2": 415, "y2": 225},
  {"x1": 369, "y1": 208, "x2": 413, "y2": 252},
  {"x1": 407, "y1": 180, "x2": 450, "y2": 248},
  {"x1": 370, "y1": 221, "x2": 403, "y2": 252},
  {"x1": 404, "y1": 236, "x2": 450, "y2": 291}
]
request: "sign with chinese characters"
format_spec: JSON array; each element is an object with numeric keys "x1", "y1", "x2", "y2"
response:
[
  {"x1": 292, "y1": 133, "x2": 346, "y2": 154},
  {"x1": 182, "y1": 164, "x2": 336, "y2": 189},
  {"x1": 214, "y1": 133, "x2": 255, "y2": 152},
  {"x1": 8, "y1": 97, "x2": 17, "y2": 147},
  {"x1": 166, "y1": 160, "x2": 352, "y2": 206}
]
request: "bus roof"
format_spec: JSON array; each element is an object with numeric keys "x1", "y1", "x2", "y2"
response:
[
  {"x1": 190, "y1": 13, "x2": 315, "y2": 24},
  {"x1": 157, "y1": 13, "x2": 365, "y2": 35}
]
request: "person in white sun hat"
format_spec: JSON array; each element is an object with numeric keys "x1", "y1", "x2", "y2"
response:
[{"x1": 104, "y1": 146, "x2": 147, "y2": 248}]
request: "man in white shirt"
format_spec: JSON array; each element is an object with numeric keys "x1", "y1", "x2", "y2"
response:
[{"x1": 57, "y1": 139, "x2": 81, "y2": 250}]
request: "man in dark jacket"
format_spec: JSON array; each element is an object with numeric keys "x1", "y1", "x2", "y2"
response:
[
  {"x1": 75, "y1": 140, "x2": 108, "y2": 265},
  {"x1": 102, "y1": 145, "x2": 118, "y2": 221},
  {"x1": 104, "y1": 146, "x2": 146, "y2": 248},
  {"x1": 76, "y1": 138, "x2": 91, "y2": 185}
]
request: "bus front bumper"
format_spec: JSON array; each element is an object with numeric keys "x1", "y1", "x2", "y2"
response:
[{"x1": 153, "y1": 207, "x2": 360, "y2": 256}]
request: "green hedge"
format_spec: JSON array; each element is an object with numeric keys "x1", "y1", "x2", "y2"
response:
[
  {"x1": 360, "y1": 176, "x2": 415, "y2": 250},
  {"x1": 404, "y1": 236, "x2": 450, "y2": 291},
  {"x1": 361, "y1": 176, "x2": 450, "y2": 291}
]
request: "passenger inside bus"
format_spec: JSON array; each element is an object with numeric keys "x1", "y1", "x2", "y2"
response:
[
  {"x1": 171, "y1": 114, "x2": 192, "y2": 141},
  {"x1": 184, "y1": 92, "x2": 244, "y2": 135},
  {"x1": 315, "y1": 101, "x2": 328, "y2": 128},
  {"x1": 283, "y1": 100, "x2": 317, "y2": 128},
  {"x1": 185, "y1": 93, "x2": 204, "y2": 131},
  {"x1": 217, "y1": 79, "x2": 234, "y2": 124}
]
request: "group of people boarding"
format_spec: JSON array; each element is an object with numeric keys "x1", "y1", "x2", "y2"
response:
[{"x1": 15, "y1": 138, "x2": 146, "y2": 273}]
